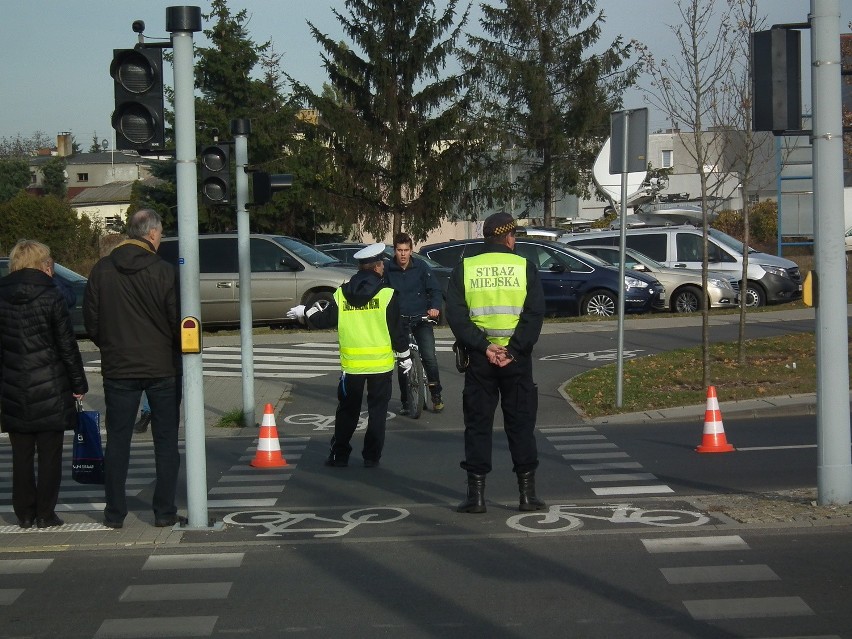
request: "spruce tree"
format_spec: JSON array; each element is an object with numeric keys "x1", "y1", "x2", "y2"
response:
[
  {"x1": 292, "y1": 0, "x2": 476, "y2": 240},
  {"x1": 463, "y1": 0, "x2": 639, "y2": 225}
]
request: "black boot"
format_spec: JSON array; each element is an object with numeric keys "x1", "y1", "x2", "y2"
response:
[
  {"x1": 517, "y1": 470, "x2": 546, "y2": 512},
  {"x1": 457, "y1": 473, "x2": 487, "y2": 513}
]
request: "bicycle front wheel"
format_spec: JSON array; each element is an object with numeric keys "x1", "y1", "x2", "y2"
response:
[{"x1": 407, "y1": 349, "x2": 426, "y2": 419}]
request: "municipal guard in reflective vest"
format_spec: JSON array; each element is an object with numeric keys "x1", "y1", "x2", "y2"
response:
[
  {"x1": 445, "y1": 212, "x2": 546, "y2": 513},
  {"x1": 287, "y1": 243, "x2": 410, "y2": 468}
]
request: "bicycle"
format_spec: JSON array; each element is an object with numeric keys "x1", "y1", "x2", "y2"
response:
[{"x1": 401, "y1": 315, "x2": 436, "y2": 419}]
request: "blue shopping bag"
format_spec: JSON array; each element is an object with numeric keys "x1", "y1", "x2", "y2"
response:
[{"x1": 72, "y1": 400, "x2": 104, "y2": 484}]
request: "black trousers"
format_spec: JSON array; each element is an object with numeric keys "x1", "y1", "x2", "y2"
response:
[
  {"x1": 460, "y1": 350, "x2": 539, "y2": 475},
  {"x1": 331, "y1": 371, "x2": 392, "y2": 462},
  {"x1": 9, "y1": 430, "x2": 65, "y2": 522}
]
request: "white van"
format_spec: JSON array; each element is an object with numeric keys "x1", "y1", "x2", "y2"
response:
[{"x1": 560, "y1": 225, "x2": 802, "y2": 307}]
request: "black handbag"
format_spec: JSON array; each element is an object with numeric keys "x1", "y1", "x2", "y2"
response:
[{"x1": 72, "y1": 400, "x2": 105, "y2": 484}]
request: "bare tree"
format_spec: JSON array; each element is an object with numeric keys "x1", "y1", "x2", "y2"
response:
[
  {"x1": 636, "y1": 0, "x2": 736, "y2": 388},
  {"x1": 724, "y1": 0, "x2": 773, "y2": 364}
]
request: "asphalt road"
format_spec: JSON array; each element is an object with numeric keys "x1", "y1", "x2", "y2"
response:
[{"x1": 4, "y1": 311, "x2": 850, "y2": 638}]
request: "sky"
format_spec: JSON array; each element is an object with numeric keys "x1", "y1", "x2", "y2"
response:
[{"x1": 1, "y1": 0, "x2": 850, "y2": 148}]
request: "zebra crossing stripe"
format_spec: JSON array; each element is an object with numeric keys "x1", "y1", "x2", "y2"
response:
[{"x1": 642, "y1": 535, "x2": 749, "y2": 553}]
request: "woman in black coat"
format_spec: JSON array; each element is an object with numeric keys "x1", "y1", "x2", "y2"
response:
[{"x1": 0, "y1": 240, "x2": 88, "y2": 529}]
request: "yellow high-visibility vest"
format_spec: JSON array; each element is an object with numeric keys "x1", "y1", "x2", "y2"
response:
[
  {"x1": 463, "y1": 252, "x2": 527, "y2": 346},
  {"x1": 334, "y1": 286, "x2": 395, "y2": 374}
]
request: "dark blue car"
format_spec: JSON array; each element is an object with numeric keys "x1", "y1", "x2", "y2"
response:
[{"x1": 418, "y1": 238, "x2": 663, "y2": 316}]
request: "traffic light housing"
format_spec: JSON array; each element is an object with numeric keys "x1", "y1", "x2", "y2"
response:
[
  {"x1": 252, "y1": 172, "x2": 293, "y2": 205},
  {"x1": 110, "y1": 46, "x2": 166, "y2": 151},
  {"x1": 751, "y1": 29, "x2": 802, "y2": 134},
  {"x1": 199, "y1": 144, "x2": 231, "y2": 205}
]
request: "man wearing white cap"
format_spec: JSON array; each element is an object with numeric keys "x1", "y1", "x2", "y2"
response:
[{"x1": 287, "y1": 243, "x2": 410, "y2": 467}]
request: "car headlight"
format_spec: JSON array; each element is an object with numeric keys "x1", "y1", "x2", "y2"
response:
[
  {"x1": 624, "y1": 276, "x2": 649, "y2": 289},
  {"x1": 707, "y1": 277, "x2": 732, "y2": 289},
  {"x1": 761, "y1": 265, "x2": 789, "y2": 278}
]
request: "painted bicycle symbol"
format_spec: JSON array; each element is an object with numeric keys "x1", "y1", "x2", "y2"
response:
[
  {"x1": 283, "y1": 412, "x2": 397, "y2": 431},
  {"x1": 506, "y1": 503, "x2": 709, "y2": 533},
  {"x1": 223, "y1": 507, "x2": 410, "y2": 538},
  {"x1": 540, "y1": 349, "x2": 644, "y2": 362}
]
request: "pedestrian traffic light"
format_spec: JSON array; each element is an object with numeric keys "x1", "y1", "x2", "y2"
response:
[
  {"x1": 252, "y1": 171, "x2": 293, "y2": 205},
  {"x1": 110, "y1": 46, "x2": 166, "y2": 151},
  {"x1": 199, "y1": 144, "x2": 231, "y2": 205},
  {"x1": 751, "y1": 29, "x2": 802, "y2": 134}
]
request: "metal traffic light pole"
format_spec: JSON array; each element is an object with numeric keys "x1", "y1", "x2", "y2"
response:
[
  {"x1": 231, "y1": 119, "x2": 257, "y2": 429},
  {"x1": 166, "y1": 5, "x2": 215, "y2": 529},
  {"x1": 810, "y1": 0, "x2": 852, "y2": 505}
]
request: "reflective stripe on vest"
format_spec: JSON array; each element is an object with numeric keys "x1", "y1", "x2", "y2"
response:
[
  {"x1": 463, "y1": 252, "x2": 527, "y2": 346},
  {"x1": 334, "y1": 286, "x2": 395, "y2": 374}
]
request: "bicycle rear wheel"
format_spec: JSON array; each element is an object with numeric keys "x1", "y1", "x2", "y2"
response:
[{"x1": 407, "y1": 349, "x2": 426, "y2": 419}]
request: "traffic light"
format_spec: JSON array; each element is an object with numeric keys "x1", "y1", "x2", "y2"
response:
[
  {"x1": 110, "y1": 46, "x2": 165, "y2": 151},
  {"x1": 252, "y1": 172, "x2": 293, "y2": 205},
  {"x1": 751, "y1": 29, "x2": 802, "y2": 134},
  {"x1": 199, "y1": 144, "x2": 231, "y2": 205}
]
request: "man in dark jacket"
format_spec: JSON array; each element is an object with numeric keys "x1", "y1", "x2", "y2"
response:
[
  {"x1": 0, "y1": 240, "x2": 88, "y2": 529},
  {"x1": 384, "y1": 232, "x2": 444, "y2": 413},
  {"x1": 445, "y1": 212, "x2": 546, "y2": 514},
  {"x1": 287, "y1": 243, "x2": 410, "y2": 468},
  {"x1": 83, "y1": 209, "x2": 183, "y2": 529}
]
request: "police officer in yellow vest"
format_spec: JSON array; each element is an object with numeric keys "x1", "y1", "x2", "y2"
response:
[
  {"x1": 445, "y1": 212, "x2": 546, "y2": 513},
  {"x1": 287, "y1": 243, "x2": 410, "y2": 468}
]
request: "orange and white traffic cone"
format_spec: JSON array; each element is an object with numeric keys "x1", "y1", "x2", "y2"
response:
[
  {"x1": 250, "y1": 403, "x2": 288, "y2": 467},
  {"x1": 696, "y1": 386, "x2": 734, "y2": 453}
]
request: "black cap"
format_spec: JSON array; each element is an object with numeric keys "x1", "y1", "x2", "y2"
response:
[{"x1": 483, "y1": 212, "x2": 517, "y2": 238}]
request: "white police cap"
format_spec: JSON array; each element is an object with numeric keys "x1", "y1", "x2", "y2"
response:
[{"x1": 353, "y1": 243, "x2": 386, "y2": 263}]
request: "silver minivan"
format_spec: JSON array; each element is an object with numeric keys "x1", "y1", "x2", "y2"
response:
[
  {"x1": 158, "y1": 234, "x2": 353, "y2": 328},
  {"x1": 560, "y1": 225, "x2": 802, "y2": 307}
]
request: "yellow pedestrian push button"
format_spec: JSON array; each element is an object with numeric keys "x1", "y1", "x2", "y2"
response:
[{"x1": 181, "y1": 316, "x2": 202, "y2": 353}]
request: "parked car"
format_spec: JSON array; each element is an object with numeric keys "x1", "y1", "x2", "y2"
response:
[
  {"x1": 418, "y1": 238, "x2": 663, "y2": 316},
  {"x1": 158, "y1": 234, "x2": 354, "y2": 328},
  {"x1": 574, "y1": 245, "x2": 739, "y2": 313},
  {"x1": 0, "y1": 257, "x2": 87, "y2": 337},
  {"x1": 316, "y1": 242, "x2": 451, "y2": 320},
  {"x1": 560, "y1": 224, "x2": 802, "y2": 307}
]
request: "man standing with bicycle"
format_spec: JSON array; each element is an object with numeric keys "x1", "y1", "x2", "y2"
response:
[
  {"x1": 445, "y1": 212, "x2": 546, "y2": 514},
  {"x1": 384, "y1": 232, "x2": 444, "y2": 414},
  {"x1": 287, "y1": 243, "x2": 410, "y2": 468}
]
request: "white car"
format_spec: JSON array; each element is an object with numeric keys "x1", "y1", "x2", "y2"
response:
[{"x1": 576, "y1": 245, "x2": 739, "y2": 313}]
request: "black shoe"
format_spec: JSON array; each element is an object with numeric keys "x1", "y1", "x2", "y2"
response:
[
  {"x1": 18, "y1": 519, "x2": 33, "y2": 529},
  {"x1": 457, "y1": 473, "x2": 487, "y2": 514},
  {"x1": 398, "y1": 404, "x2": 410, "y2": 416},
  {"x1": 35, "y1": 514, "x2": 63, "y2": 529},
  {"x1": 431, "y1": 394, "x2": 444, "y2": 412},
  {"x1": 324, "y1": 454, "x2": 348, "y2": 467},
  {"x1": 103, "y1": 519, "x2": 123, "y2": 529},
  {"x1": 363, "y1": 459, "x2": 380, "y2": 468},
  {"x1": 154, "y1": 514, "x2": 188, "y2": 528},
  {"x1": 134, "y1": 410, "x2": 151, "y2": 433}
]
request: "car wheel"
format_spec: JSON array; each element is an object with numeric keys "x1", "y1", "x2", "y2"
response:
[
  {"x1": 672, "y1": 286, "x2": 703, "y2": 313},
  {"x1": 743, "y1": 281, "x2": 766, "y2": 308},
  {"x1": 305, "y1": 291, "x2": 334, "y2": 313},
  {"x1": 582, "y1": 290, "x2": 617, "y2": 316}
]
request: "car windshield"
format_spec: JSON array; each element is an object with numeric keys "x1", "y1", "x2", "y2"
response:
[
  {"x1": 709, "y1": 228, "x2": 756, "y2": 254},
  {"x1": 273, "y1": 236, "x2": 342, "y2": 266},
  {"x1": 627, "y1": 250, "x2": 665, "y2": 269},
  {"x1": 52, "y1": 263, "x2": 87, "y2": 282},
  {"x1": 558, "y1": 246, "x2": 610, "y2": 267}
]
